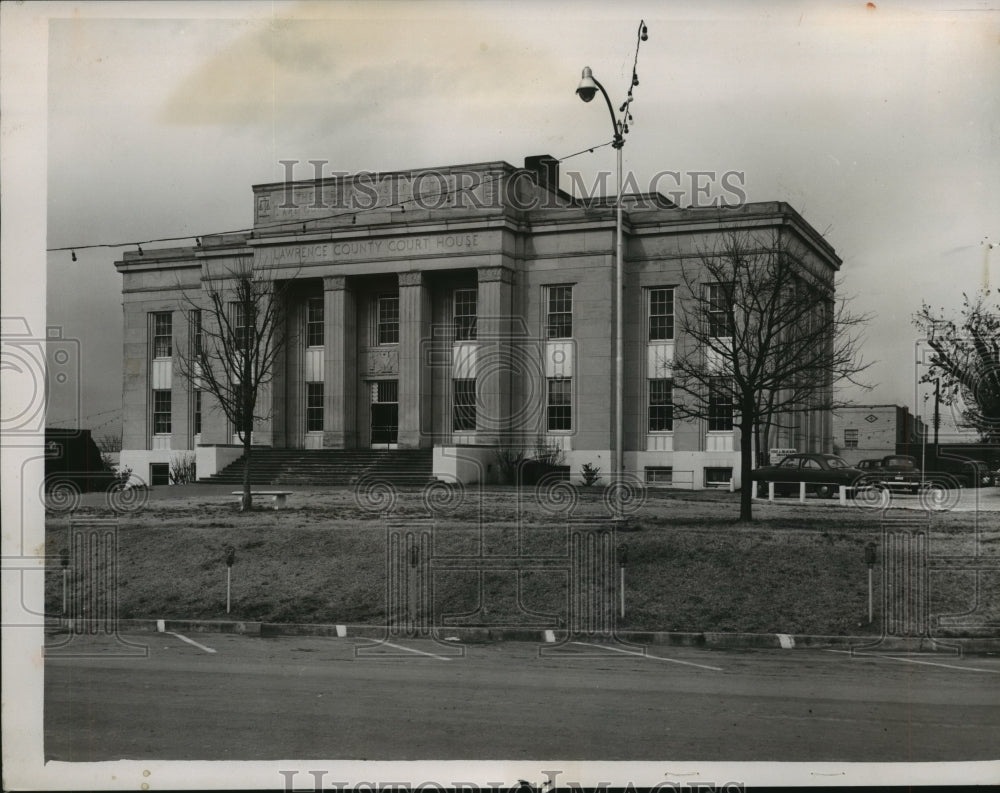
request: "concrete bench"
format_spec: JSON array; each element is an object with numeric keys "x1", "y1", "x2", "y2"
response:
[{"x1": 231, "y1": 490, "x2": 293, "y2": 510}]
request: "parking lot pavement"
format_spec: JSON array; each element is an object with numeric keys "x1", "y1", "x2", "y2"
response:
[{"x1": 44, "y1": 632, "x2": 1000, "y2": 763}]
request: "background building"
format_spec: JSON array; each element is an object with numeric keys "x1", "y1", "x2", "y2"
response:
[
  {"x1": 832, "y1": 404, "x2": 927, "y2": 465},
  {"x1": 116, "y1": 156, "x2": 841, "y2": 489}
]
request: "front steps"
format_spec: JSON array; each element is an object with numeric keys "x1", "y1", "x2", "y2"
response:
[{"x1": 199, "y1": 448, "x2": 434, "y2": 487}]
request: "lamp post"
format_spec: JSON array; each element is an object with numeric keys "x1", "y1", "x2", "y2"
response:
[{"x1": 576, "y1": 20, "x2": 648, "y2": 524}]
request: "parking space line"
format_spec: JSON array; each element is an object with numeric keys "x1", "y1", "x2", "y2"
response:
[
  {"x1": 571, "y1": 641, "x2": 723, "y2": 671},
  {"x1": 166, "y1": 631, "x2": 217, "y2": 654},
  {"x1": 823, "y1": 649, "x2": 1000, "y2": 674},
  {"x1": 365, "y1": 640, "x2": 452, "y2": 661}
]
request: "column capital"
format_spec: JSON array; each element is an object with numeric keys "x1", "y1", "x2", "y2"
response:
[
  {"x1": 398, "y1": 271, "x2": 423, "y2": 288},
  {"x1": 477, "y1": 266, "x2": 514, "y2": 284},
  {"x1": 323, "y1": 275, "x2": 349, "y2": 291}
]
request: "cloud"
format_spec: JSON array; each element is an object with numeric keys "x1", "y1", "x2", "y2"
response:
[{"x1": 158, "y1": 5, "x2": 570, "y2": 133}]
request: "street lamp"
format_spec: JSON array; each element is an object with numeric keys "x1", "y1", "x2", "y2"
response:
[{"x1": 576, "y1": 20, "x2": 648, "y2": 524}]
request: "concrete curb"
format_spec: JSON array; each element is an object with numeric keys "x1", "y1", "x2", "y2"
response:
[{"x1": 50, "y1": 618, "x2": 1000, "y2": 654}]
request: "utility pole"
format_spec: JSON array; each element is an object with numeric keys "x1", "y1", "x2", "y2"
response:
[{"x1": 933, "y1": 377, "x2": 940, "y2": 448}]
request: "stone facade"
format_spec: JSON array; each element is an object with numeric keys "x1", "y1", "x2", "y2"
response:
[{"x1": 115, "y1": 157, "x2": 841, "y2": 488}]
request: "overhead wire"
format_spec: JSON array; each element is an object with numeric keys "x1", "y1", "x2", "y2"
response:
[{"x1": 47, "y1": 140, "x2": 616, "y2": 258}]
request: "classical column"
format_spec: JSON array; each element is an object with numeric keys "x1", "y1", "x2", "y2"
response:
[
  {"x1": 323, "y1": 275, "x2": 357, "y2": 448},
  {"x1": 398, "y1": 271, "x2": 432, "y2": 448},
  {"x1": 169, "y1": 309, "x2": 190, "y2": 451},
  {"x1": 476, "y1": 266, "x2": 514, "y2": 443},
  {"x1": 269, "y1": 292, "x2": 288, "y2": 449},
  {"x1": 250, "y1": 282, "x2": 275, "y2": 447}
]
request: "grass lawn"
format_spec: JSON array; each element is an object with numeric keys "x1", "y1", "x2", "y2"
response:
[{"x1": 44, "y1": 485, "x2": 1000, "y2": 635}]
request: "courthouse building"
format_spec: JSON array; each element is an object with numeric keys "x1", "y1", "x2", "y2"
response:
[{"x1": 116, "y1": 156, "x2": 840, "y2": 489}]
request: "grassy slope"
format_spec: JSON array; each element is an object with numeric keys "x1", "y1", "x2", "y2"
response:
[{"x1": 44, "y1": 487, "x2": 1000, "y2": 635}]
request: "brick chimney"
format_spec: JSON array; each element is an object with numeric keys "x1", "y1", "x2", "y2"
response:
[{"x1": 524, "y1": 154, "x2": 559, "y2": 191}]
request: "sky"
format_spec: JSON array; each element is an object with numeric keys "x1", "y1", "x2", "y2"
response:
[
  {"x1": 1, "y1": 3, "x2": 998, "y2": 786},
  {"x1": 16, "y1": 0, "x2": 1000, "y2": 440}
]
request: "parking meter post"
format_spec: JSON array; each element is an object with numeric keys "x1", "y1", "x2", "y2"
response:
[
  {"x1": 799, "y1": 481, "x2": 806, "y2": 503},
  {"x1": 839, "y1": 485, "x2": 848, "y2": 506},
  {"x1": 768, "y1": 482, "x2": 775, "y2": 502},
  {"x1": 864, "y1": 542, "x2": 878, "y2": 623},
  {"x1": 617, "y1": 544, "x2": 628, "y2": 620},
  {"x1": 60, "y1": 548, "x2": 69, "y2": 618},
  {"x1": 225, "y1": 547, "x2": 236, "y2": 614},
  {"x1": 620, "y1": 567, "x2": 625, "y2": 619},
  {"x1": 868, "y1": 568, "x2": 872, "y2": 623}
]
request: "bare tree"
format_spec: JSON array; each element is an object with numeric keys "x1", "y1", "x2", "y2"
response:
[
  {"x1": 914, "y1": 289, "x2": 1000, "y2": 443},
  {"x1": 670, "y1": 228, "x2": 871, "y2": 521},
  {"x1": 95, "y1": 430, "x2": 122, "y2": 454},
  {"x1": 176, "y1": 260, "x2": 290, "y2": 510}
]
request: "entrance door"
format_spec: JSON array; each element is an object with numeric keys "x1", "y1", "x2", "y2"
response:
[{"x1": 370, "y1": 380, "x2": 398, "y2": 447}]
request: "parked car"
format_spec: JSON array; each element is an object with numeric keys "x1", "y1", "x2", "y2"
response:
[
  {"x1": 934, "y1": 458, "x2": 995, "y2": 489},
  {"x1": 854, "y1": 454, "x2": 989, "y2": 493},
  {"x1": 751, "y1": 453, "x2": 865, "y2": 498},
  {"x1": 867, "y1": 454, "x2": 923, "y2": 494}
]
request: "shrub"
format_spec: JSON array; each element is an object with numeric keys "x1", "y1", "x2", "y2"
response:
[
  {"x1": 169, "y1": 453, "x2": 197, "y2": 485},
  {"x1": 494, "y1": 446, "x2": 527, "y2": 485},
  {"x1": 534, "y1": 435, "x2": 565, "y2": 467},
  {"x1": 580, "y1": 462, "x2": 602, "y2": 487}
]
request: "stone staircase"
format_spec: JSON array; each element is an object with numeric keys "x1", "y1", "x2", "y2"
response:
[{"x1": 199, "y1": 448, "x2": 435, "y2": 487}]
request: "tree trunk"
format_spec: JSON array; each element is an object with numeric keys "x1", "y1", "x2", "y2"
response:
[
  {"x1": 241, "y1": 415, "x2": 253, "y2": 511},
  {"x1": 760, "y1": 421, "x2": 771, "y2": 469},
  {"x1": 739, "y1": 403, "x2": 756, "y2": 522}
]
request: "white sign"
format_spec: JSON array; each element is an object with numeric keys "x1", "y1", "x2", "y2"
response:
[{"x1": 769, "y1": 448, "x2": 797, "y2": 464}]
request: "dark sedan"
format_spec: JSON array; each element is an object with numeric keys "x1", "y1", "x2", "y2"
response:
[{"x1": 751, "y1": 453, "x2": 864, "y2": 498}]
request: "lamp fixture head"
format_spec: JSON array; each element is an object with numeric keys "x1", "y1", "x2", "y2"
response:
[{"x1": 575, "y1": 66, "x2": 598, "y2": 103}]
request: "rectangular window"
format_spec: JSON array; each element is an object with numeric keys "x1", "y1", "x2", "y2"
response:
[
  {"x1": 705, "y1": 467, "x2": 733, "y2": 488},
  {"x1": 706, "y1": 283, "x2": 733, "y2": 338},
  {"x1": 708, "y1": 378, "x2": 733, "y2": 432},
  {"x1": 232, "y1": 302, "x2": 250, "y2": 350},
  {"x1": 152, "y1": 389, "x2": 172, "y2": 435},
  {"x1": 547, "y1": 377, "x2": 572, "y2": 431},
  {"x1": 306, "y1": 382, "x2": 324, "y2": 432},
  {"x1": 545, "y1": 285, "x2": 573, "y2": 339},
  {"x1": 377, "y1": 295, "x2": 399, "y2": 345},
  {"x1": 152, "y1": 312, "x2": 172, "y2": 358},
  {"x1": 193, "y1": 390, "x2": 202, "y2": 436},
  {"x1": 645, "y1": 466, "x2": 673, "y2": 485},
  {"x1": 648, "y1": 378, "x2": 674, "y2": 432},
  {"x1": 453, "y1": 378, "x2": 477, "y2": 431},
  {"x1": 648, "y1": 287, "x2": 675, "y2": 341},
  {"x1": 454, "y1": 289, "x2": 478, "y2": 341},
  {"x1": 189, "y1": 310, "x2": 203, "y2": 357},
  {"x1": 306, "y1": 297, "x2": 324, "y2": 347},
  {"x1": 149, "y1": 463, "x2": 170, "y2": 487},
  {"x1": 844, "y1": 428, "x2": 859, "y2": 448}
]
